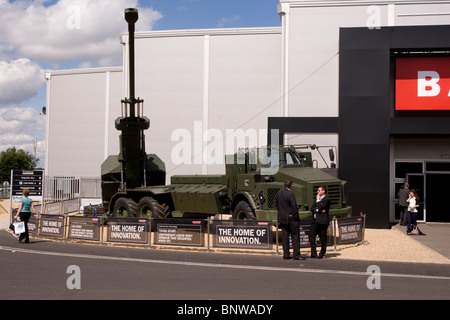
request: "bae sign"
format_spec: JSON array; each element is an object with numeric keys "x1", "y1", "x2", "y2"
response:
[{"x1": 396, "y1": 57, "x2": 450, "y2": 110}]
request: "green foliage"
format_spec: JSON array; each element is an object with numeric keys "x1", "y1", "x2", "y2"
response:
[{"x1": 0, "y1": 147, "x2": 38, "y2": 183}]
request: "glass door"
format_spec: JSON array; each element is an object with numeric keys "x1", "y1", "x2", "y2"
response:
[
  {"x1": 425, "y1": 173, "x2": 450, "y2": 222},
  {"x1": 393, "y1": 162, "x2": 423, "y2": 223}
]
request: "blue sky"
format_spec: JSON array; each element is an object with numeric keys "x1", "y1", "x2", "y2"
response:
[
  {"x1": 148, "y1": 0, "x2": 281, "y2": 30},
  {"x1": 0, "y1": 0, "x2": 281, "y2": 169}
]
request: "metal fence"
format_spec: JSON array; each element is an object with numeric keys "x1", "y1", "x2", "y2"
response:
[
  {"x1": 1, "y1": 181, "x2": 10, "y2": 197},
  {"x1": 44, "y1": 176, "x2": 101, "y2": 202}
]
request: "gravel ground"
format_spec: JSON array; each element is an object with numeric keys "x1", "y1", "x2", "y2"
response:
[
  {"x1": 326, "y1": 227, "x2": 449, "y2": 264},
  {"x1": 1, "y1": 200, "x2": 448, "y2": 264}
]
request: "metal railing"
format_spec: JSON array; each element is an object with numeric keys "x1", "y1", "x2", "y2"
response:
[
  {"x1": 0, "y1": 181, "x2": 10, "y2": 197},
  {"x1": 44, "y1": 176, "x2": 101, "y2": 202}
]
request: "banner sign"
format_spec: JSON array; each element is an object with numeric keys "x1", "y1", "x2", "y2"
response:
[
  {"x1": 396, "y1": 57, "x2": 450, "y2": 110},
  {"x1": 28, "y1": 215, "x2": 38, "y2": 235},
  {"x1": 106, "y1": 218, "x2": 149, "y2": 244},
  {"x1": 212, "y1": 220, "x2": 272, "y2": 249},
  {"x1": 336, "y1": 216, "x2": 364, "y2": 244},
  {"x1": 299, "y1": 220, "x2": 332, "y2": 248},
  {"x1": 39, "y1": 214, "x2": 65, "y2": 237},
  {"x1": 68, "y1": 216, "x2": 100, "y2": 241},
  {"x1": 62, "y1": 198, "x2": 80, "y2": 214},
  {"x1": 45, "y1": 202, "x2": 62, "y2": 215},
  {"x1": 154, "y1": 219, "x2": 205, "y2": 246},
  {"x1": 299, "y1": 221, "x2": 312, "y2": 248}
]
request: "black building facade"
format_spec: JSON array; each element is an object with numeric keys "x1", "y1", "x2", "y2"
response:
[{"x1": 269, "y1": 25, "x2": 450, "y2": 228}]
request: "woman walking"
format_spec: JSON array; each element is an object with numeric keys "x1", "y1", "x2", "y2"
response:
[
  {"x1": 14, "y1": 188, "x2": 37, "y2": 243},
  {"x1": 406, "y1": 189, "x2": 425, "y2": 235}
]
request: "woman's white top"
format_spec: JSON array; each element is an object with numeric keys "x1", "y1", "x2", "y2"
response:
[{"x1": 408, "y1": 198, "x2": 418, "y2": 212}]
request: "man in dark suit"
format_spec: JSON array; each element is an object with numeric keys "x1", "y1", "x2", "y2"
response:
[
  {"x1": 309, "y1": 186, "x2": 331, "y2": 259},
  {"x1": 397, "y1": 183, "x2": 409, "y2": 226},
  {"x1": 276, "y1": 180, "x2": 303, "y2": 260}
]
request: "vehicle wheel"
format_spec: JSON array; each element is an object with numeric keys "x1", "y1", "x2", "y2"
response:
[
  {"x1": 232, "y1": 201, "x2": 256, "y2": 220},
  {"x1": 113, "y1": 197, "x2": 137, "y2": 217},
  {"x1": 136, "y1": 196, "x2": 170, "y2": 219}
]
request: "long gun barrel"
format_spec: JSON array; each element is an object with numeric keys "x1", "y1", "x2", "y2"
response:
[
  {"x1": 115, "y1": 8, "x2": 150, "y2": 189},
  {"x1": 125, "y1": 8, "x2": 138, "y2": 109}
]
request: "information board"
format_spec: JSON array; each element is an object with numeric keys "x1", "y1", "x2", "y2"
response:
[
  {"x1": 68, "y1": 216, "x2": 100, "y2": 241},
  {"x1": 11, "y1": 170, "x2": 44, "y2": 201},
  {"x1": 154, "y1": 220, "x2": 204, "y2": 246}
]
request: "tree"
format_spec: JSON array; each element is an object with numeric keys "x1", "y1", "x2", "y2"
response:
[{"x1": 0, "y1": 147, "x2": 38, "y2": 183}]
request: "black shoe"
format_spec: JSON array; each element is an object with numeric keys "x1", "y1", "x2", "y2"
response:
[
  {"x1": 317, "y1": 254, "x2": 324, "y2": 259},
  {"x1": 293, "y1": 256, "x2": 305, "y2": 260},
  {"x1": 283, "y1": 256, "x2": 292, "y2": 260}
]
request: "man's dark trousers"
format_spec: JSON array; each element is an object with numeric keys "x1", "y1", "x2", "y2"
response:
[
  {"x1": 281, "y1": 217, "x2": 300, "y2": 258},
  {"x1": 309, "y1": 221, "x2": 328, "y2": 257}
]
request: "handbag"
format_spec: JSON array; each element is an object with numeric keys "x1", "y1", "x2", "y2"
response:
[
  {"x1": 410, "y1": 225, "x2": 419, "y2": 235},
  {"x1": 13, "y1": 221, "x2": 25, "y2": 234}
]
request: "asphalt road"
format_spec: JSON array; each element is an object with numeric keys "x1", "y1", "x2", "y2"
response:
[{"x1": 1, "y1": 229, "x2": 449, "y2": 305}]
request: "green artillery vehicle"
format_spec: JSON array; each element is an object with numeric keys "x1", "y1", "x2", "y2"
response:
[
  {"x1": 101, "y1": 9, "x2": 352, "y2": 221},
  {"x1": 166, "y1": 145, "x2": 351, "y2": 221},
  {"x1": 102, "y1": 144, "x2": 352, "y2": 221}
]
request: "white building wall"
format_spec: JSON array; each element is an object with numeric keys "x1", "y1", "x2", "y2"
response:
[
  {"x1": 123, "y1": 28, "x2": 282, "y2": 180},
  {"x1": 45, "y1": 67, "x2": 122, "y2": 177}
]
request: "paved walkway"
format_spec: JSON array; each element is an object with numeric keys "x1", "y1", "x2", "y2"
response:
[{"x1": 393, "y1": 223, "x2": 450, "y2": 260}]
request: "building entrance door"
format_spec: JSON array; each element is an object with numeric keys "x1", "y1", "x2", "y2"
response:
[
  {"x1": 393, "y1": 162, "x2": 423, "y2": 223},
  {"x1": 425, "y1": 173, "x2": 450, "y2": 222},
  {"x1": 392, "y1": 137, "x2": 450, "y2": 223},
  {"x1": 394, "y1": 161, "x2": 450, "y2": 223}
]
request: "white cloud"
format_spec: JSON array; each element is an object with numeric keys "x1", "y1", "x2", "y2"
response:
[
  {"x1": 0, "y1": 107, "x2": 46, "y2": 165},
  {"x1": 0, "y1": 0, "x2": 163, "y2": 66},
  {"x1": 0, "y1": 107, "x2": 45, "y2": 133},
  {"x1": 217, "y1": 15, "x2": 240, "y2": 28},
  {"x1": 0, "y1": 1, "x2": 163, "y2": 169},
  {"x1": 0, "y1": 58, "x2": 45, "y2": 107}
]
